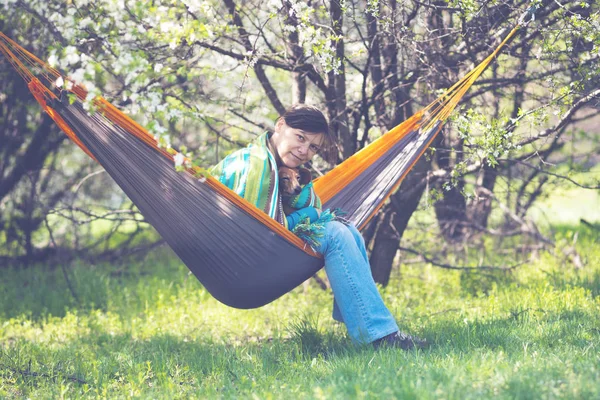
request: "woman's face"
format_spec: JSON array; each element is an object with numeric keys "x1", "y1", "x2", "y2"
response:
[{"x1": 270, "y1": 120, "x2": 324, "y2": 168}]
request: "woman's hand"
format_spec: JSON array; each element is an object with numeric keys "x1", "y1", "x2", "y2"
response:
[{"x1": 286, "y1": 206, "x2": 320, "y2": 230}]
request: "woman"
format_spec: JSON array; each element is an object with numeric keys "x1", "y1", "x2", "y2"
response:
[{"x1": 211, "y1": 105, "x2": 426, "y2": 349}]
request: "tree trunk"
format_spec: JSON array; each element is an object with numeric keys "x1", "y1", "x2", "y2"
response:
[
  {"x1": 283, "y1": 0, "x2": 306, "y2": 104},
  {"x1": 366, "y1": 6, "x2": 388, "y2": 129},
  {"x1": 467, "y1": 164, "x2": 498, "y2": 229},
  {"x1": 326, "y1": 0, "x2": 352, "y2": 159},
  {"x1": 368, "y1": 210, "x2": 398, "y2": 286},
  {"x1": 434, "y1": 133, "x2": 467, "y2": 242}
]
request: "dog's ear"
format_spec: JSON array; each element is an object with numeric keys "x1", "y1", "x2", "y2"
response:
[{"x1": 298, "y1": 167, "x2": 312, "y2": 185}]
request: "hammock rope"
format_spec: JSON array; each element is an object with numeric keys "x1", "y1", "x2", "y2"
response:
[{"x1": 0, "y1": 18, "x2": 526, "y2": 308}]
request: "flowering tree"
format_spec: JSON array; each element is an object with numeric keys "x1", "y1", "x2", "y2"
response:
[{"x1": 1, "y1": 0, "x2": 599, "y2": 281}]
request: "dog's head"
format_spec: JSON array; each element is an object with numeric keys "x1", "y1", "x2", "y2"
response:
[{"x1": 279, "y1": 166, "x2": 312, "y2": 197}]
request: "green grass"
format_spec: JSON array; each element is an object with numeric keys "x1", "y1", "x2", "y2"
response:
[{"x1": 1, "y1": 222, "x2": 599, "y2": 399}]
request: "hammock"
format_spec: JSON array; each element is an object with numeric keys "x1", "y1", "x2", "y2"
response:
[{"x1": 0, "y1": 19, "x2": 526, "y2": 309}]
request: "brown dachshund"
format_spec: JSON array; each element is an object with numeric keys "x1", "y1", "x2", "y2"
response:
[
  {"x1": 279, "y1": 166, "x2": 312, "y2": 215},
  {"x1": 278, "y1": 166, "x2": 312, "y2": 197}
]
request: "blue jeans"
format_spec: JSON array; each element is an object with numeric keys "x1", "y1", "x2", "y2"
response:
[{"x1": 314, "y1": 221, "x2": 399, "y2": 344}]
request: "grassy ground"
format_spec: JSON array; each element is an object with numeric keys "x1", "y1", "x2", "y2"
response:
[{"x1": 1, "y1": 220, "x2": 598, "y2": 399}]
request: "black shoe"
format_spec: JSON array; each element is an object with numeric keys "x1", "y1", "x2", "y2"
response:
[{"x1": 373, "y1": 331, "x2": 428, "y2": 350}]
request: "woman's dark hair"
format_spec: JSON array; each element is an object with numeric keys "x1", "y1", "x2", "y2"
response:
[{"x1": 280, "y1": 104, "x2": 338, "y2": 163}]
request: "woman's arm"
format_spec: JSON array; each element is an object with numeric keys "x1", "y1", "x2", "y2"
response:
[{"x1": 286, "y1": 207, "x2": 320, "y2": 230}]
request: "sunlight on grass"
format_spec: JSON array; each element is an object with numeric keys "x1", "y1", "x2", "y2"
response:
[
  {"x1": 529, "y1": 188, "x2": 600, "y2": 225},
  {"x1": 528, "y1": 165, "x2": 600, "y2": 225}
]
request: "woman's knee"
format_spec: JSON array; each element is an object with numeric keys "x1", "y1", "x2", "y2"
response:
[
  {"x1": 324, "y1": 221, "x2": 353, "y2": 241},
  {"x1": 346, "y1": 223, "x2": 366, "y2": 246},
  {"x1": 316, "y1": 221, "x2": 353, "y2": 253}
]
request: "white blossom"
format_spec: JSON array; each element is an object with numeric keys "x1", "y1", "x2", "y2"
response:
[
  {"x1": 160, "y1": 21, "x2": 176, "y2": 33},
  {"x1": 78, "y1": 17, "x2": 93, "y2": 29},
  {"x1": 70, "y1": 68, "x2": 85, "y2": 84},
  {"x1": 174, "y1": 152, "x2": 185, "y2": 167},
  {"x1": 64, "y1": 46, "x2": 80, "y2": 65},
  {"x1": 167, "y1": 108, "x2": 183, "y2": 121},
  {"x1": 48, "y1": 52, "x2": 59, "y2": 67}
]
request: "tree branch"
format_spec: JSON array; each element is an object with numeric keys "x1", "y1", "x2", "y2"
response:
[
  {"x1": 222, "y1": 0, "x2": 286, "y2": 114},
  {"x1": 517, "y1": 89, "x2": 600, "y2": 147}
]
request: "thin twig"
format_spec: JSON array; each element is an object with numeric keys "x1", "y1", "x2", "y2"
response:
[
  {"x1": 398, "y1": 245, "x2": 524, "y2": 271},
  {"x1": 0, "y1": 363, "x2": 87, "y2": 384},
  {"x1": 499, "y1": 159, "x2": 600, "y2": 190}
]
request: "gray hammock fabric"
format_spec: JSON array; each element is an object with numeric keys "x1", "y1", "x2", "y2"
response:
[
  {"x1": 51, "y1": 94, "x2": 442, "y2": 308},
  {"x1": 324, "y1": 122, "x2": 442, "y2": 228}
]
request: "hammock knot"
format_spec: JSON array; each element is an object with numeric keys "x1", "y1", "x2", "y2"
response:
[{"x1": 518, "y1": 4, "x2": 539, "y2": 26}]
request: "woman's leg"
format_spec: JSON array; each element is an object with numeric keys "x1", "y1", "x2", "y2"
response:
[
  {"x1": 314, "y1": 221, "x2": 398, "y2": 344},
  {"x1": 331, "y1": 223, "x2": 369, "y2": 323}
]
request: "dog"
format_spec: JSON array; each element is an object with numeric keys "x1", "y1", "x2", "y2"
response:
[{"x1": 278, "y1": 166, "x2": 312, "y2": 215}]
